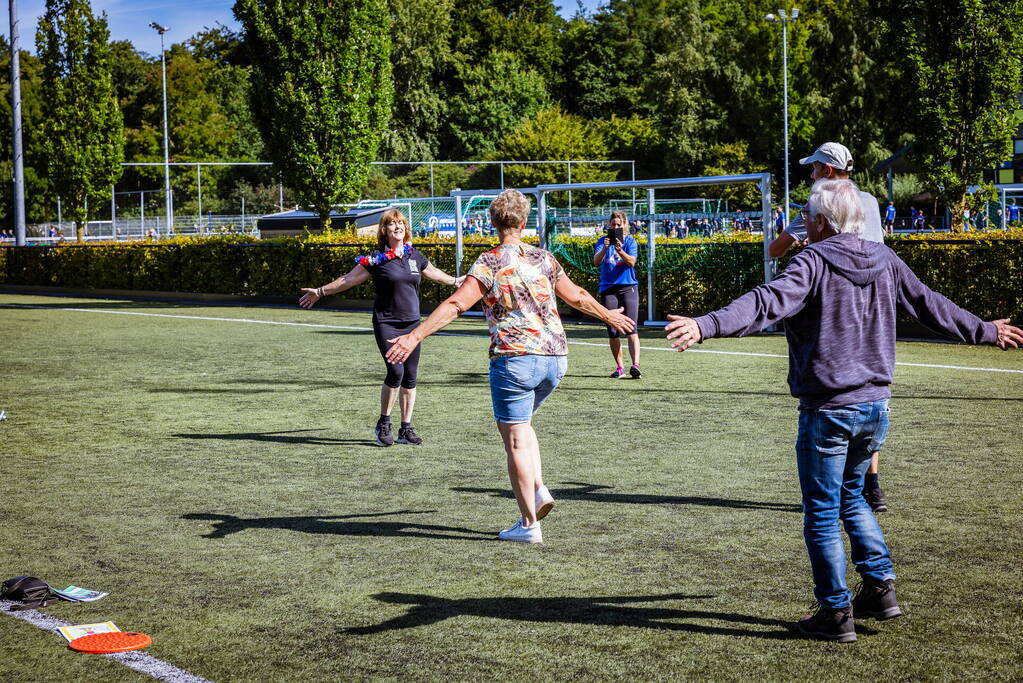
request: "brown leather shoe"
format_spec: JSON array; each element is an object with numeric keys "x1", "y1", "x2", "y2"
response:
[{"x1": 797, "y1": 603, "x2": 856, "y2": 642}]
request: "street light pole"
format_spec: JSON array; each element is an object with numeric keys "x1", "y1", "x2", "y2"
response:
[
  {"x1": 150, "y1": 22, "x2": 172, "y2": 236},
  {"x1": 9, "y1": 0, "x2": 27, "y2": 245},
  {"x1": 766, "y1": 8, "x2": 799, "y2": 225}
]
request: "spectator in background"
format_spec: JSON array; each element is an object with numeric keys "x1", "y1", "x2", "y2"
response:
[
  {"x1": 666, "y1": 178, "x2": 1023, "y2": 642},
  {"x1": 976, "y1": 209, "x2": 989, "y2": 231},
  {"x1": 1008, "y1": 200, "x2": 1020, "y2": 224},
  {"x1": 996, "y1": 208, "x2": 1004, "y2": 228},
  {"x1": 593, "y1": 211, "x2": 643, "y2": 379},
  {"x1": 884, "y1": 201, "x2": 896, "y2": 236},
  {"x1": 767, "y1": 142, "x2": 889, "y2": 512}
]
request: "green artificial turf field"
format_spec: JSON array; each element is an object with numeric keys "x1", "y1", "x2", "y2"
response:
[{"x1": 1, "y1": 293, "x2": 1021, "y2": 681}]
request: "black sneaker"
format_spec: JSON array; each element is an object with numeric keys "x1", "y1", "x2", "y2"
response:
[
  {"x1": 852, "y1": 578, "x2": 903, "y2": 620},
  {"x1": 374, "y1": 419, "x2": 394, "y2": 447},
  {"x1": 629, "y1": 364, "x2": 642, "y2": 379},
  {"x1": 863, "y1": 487, "x2": 888, "y2": 513},
  {"x1": 797, "y1": 603, "x2": 856, "y2": 643},
  {"x1": 396, "y1": 424, "x2": 423, "y2": 445}
]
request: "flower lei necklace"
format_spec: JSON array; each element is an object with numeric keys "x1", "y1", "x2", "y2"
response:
[{"x1": 356, "y1": 242, "x2": 411, "y2": 267}]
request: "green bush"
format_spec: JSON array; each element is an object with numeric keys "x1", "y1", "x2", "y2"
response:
[{"x1": 2, "y1": 232, "x2": 1021, "y2": 322}]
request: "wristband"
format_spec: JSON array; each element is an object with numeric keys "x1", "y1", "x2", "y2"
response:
[{"x1": 318, "y1": 287, "x2": 325, "y2": 298}]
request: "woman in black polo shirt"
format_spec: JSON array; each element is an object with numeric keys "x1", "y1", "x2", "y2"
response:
[{"x1": 299, "y1": 209, "x2": 462, "y2": 446}]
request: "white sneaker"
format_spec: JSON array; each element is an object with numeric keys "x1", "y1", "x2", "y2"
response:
[
  {"x1": 535, "y1": 485, "x2": 555, "y2": 521},
  {"x1": 498, "y1": 518, "x2": 543, "y2": 543}
]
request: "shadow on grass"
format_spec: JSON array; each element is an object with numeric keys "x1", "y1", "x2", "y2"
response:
[
  {"x1": 452, "y1": 482, "x2": 802, "y2": 513},
  {"x1": 346, "y1": 592, "x2": 800, "y2": 639},
  {"x1": 172, "y1": 428, "x2": 375, "y2": 446},
  {"x1": 182, "y1": 510, "x2": 493, "y2": 541}
]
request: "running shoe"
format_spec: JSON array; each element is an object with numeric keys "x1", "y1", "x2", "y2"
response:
[
  {"x1": 396, "y1": 424, "x2": 423, "y2": 445},
  {"x1": 498, "y1": 518, "x2": 543, "y2": 543},
  {"x1": 629, "y1": 364, "x2": 642, "y2": 379},
  {"x1": 535, "y1": 485, "x2": 555, "y2": 520},
  {"x1": 374, "y1": 418, "x2": 394, "y2": 447},
  {"x1": 610, "y1": 367, "x2": 626, "y2": 379}
]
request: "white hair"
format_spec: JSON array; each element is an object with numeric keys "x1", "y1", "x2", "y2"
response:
[{"x1": 807, "y1": 179, "x2": 865, "y2": 236}]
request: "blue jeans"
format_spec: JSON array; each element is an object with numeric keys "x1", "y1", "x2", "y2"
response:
[
  {"x1": 796, "y1": 400, "x2": 894, "y2": 609},
  {"x1": 489, "y1": 355, "x2": 567, "y2": 423}
]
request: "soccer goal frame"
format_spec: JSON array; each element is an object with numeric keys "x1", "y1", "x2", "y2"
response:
[{"x1": 450, "y1": 173, "x2": 775, "y2": 325}]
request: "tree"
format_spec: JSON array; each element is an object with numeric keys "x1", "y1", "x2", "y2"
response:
[
  {"x1": 379, "y1": 0, "x2": 454, "y2": 161},
  {"x1": 492, "y1": 106, "x2": 616, "y2": 189},
  {"x1": 234, "y1": 0, "x2": 393, "y2": 227},
  {"x1": 0, "y1": 37, "x2": 55, "y2": 225},
  {"x1": 446, "y1": 51, "x2": 549, "y2": 158},
  {"x1": 880, "y1": 0, "x2": 1023, "y2": 229},
  {"x1": 35, "y1": 0, "x2": 124, "y2": 241}
]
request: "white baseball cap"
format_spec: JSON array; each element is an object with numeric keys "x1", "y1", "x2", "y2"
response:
[{"x1": 799, "y1": 142, "x2": 853, "y2": 172}]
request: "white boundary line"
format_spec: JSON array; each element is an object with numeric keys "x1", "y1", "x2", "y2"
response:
[
  {"x1": 3, "y1": 303, "x2": 1023, "y2": 374},
  {"x1": 0, "y1": 600, "x2": 211, "y2": 682}
]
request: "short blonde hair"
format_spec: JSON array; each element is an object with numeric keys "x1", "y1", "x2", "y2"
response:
[
  {"x1": 609, "y1": 210, "x2": 628, "y2": 227},
  {"x1": 489, "y1": 189, "x2": 531, "y2": 232},
  {"x1": 377, "y1": 209, "x2": 412, "y2": 251}
]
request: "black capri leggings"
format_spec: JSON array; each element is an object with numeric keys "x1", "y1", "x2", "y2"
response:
[
  {"x1": 599, "y1": 284, "x2": 639, "y2": 338},
  {"x1": 373, "y1": 318, "x2": 422, "y2": 389}
]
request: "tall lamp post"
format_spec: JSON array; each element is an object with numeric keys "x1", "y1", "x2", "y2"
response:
[
  {"x1": 9, "y1": 0, "x2": 26, "y2": 245},
  {"x1": 149, "y1": 22, "x2": 172, "y2": 236},
  {"x1": 765, "y1": 8, "x2": 799, "y2": 226}
]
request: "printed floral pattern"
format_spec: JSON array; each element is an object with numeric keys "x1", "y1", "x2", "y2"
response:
[{"x1": 468, "y1": 244, "x2": 568, "y2": 357}]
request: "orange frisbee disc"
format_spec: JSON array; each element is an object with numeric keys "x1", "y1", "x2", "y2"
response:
[{"x1": 69, "y1": 631, "x2": 152, "y2": 654}]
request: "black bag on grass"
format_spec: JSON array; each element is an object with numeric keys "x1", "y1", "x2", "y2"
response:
[{"x1": 1, "y1": 576, "x2": 60, "y2": 611}]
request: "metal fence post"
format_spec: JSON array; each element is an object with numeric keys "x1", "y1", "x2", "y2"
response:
[
  {"x1": 538, "y1": 191, "x2": 547, "y2": 250},
  {"x1": 197, "y1": 165, "x2": 202, "y2": 225},
  {"x1": 646, "y1": 188, "x2": 656, "y2": 323},
  {"x1": 454, "y1": 191, "x2": 463, "y2": 277},
  {"x1": 111, "y1": 185, "x2": 116, "y2": 237},
  {"x1": 761, "y1": 173, "x2": 775, "y2": 285},
  {"x1": 567, "y1": 161, "x2": 572, "y2": 221}
]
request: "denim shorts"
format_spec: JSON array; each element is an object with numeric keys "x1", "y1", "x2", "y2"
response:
[{"x1": 489, "y1": 355, "x2": 568, "y2": 424}]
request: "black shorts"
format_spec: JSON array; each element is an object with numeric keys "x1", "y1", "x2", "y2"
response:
[
  {"x1": 372, "y1": 317, "x2": 421, "y2": 389},
  {"x1": 599, "y1": 284, "x2": 639, "y2": 338}
]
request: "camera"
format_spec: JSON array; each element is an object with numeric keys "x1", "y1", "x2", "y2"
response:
[{"x1": 606, "y1": 225, "x2": 623, "y2": 245}]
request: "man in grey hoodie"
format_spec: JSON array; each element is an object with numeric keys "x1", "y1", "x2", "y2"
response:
[{"x1": 665, "y1": 179, "x2": 1022, "y2": 643}]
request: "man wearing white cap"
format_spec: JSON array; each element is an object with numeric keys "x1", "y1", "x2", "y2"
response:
[{"x1": 768, "y1": 142, "x2": 888, "y2": 513}]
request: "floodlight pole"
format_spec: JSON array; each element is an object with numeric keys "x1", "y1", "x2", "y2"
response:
[
  {"x1": 766, "y1": 8, "x2": 799, "y2": 224},
  {"x1": 151, "y1": 22, "x2": 173, "y2": 236},
  {"x1": 10, "y1": 0, "x2": 27, "y2": 245}
]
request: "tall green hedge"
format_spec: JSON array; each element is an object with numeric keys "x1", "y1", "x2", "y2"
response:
[{"x1": 2, "y1": 233, "x2": 1021, "y2": 322}]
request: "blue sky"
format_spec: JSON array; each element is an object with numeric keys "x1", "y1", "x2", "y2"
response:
[{"x1": 13, "y1": 0, "x2": 605, "y2": 57}]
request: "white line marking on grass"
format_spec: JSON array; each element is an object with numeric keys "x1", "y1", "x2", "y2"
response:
[
  {"x1": 0, "y1": 601, "x2": 211, "y2": 682},
  {"x1": 4, "y1": 303, "x2": 1023, "y2": 374}
]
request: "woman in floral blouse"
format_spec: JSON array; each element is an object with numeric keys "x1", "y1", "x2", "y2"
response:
[{"x1": 386, "y1": 189, "x2": 632, "y2": 543}]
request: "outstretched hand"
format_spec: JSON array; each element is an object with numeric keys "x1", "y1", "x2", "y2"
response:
[
  {"x1": 386, "y1": 333, "x2": 419, "y2": 364},
  {"x1": 605, "y1": 307, "x2": 634, "y2": 336},
  {"x1": 298, "y1": 288, "x2": 321, "y2": 309},
  {"x1": 665, "y1": 314, "x2": 702, "y2": 352},
  {"x1": 454, "y1": 275, "x2": 466, "y2": 288},
  {"x1": 992, "y1": 319, "x2": 1023, "y2": 350}
]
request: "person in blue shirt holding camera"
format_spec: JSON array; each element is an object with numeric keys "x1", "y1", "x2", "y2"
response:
[{"x1": 593, "y1": 211, "x2": 642, "y2": 378}]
